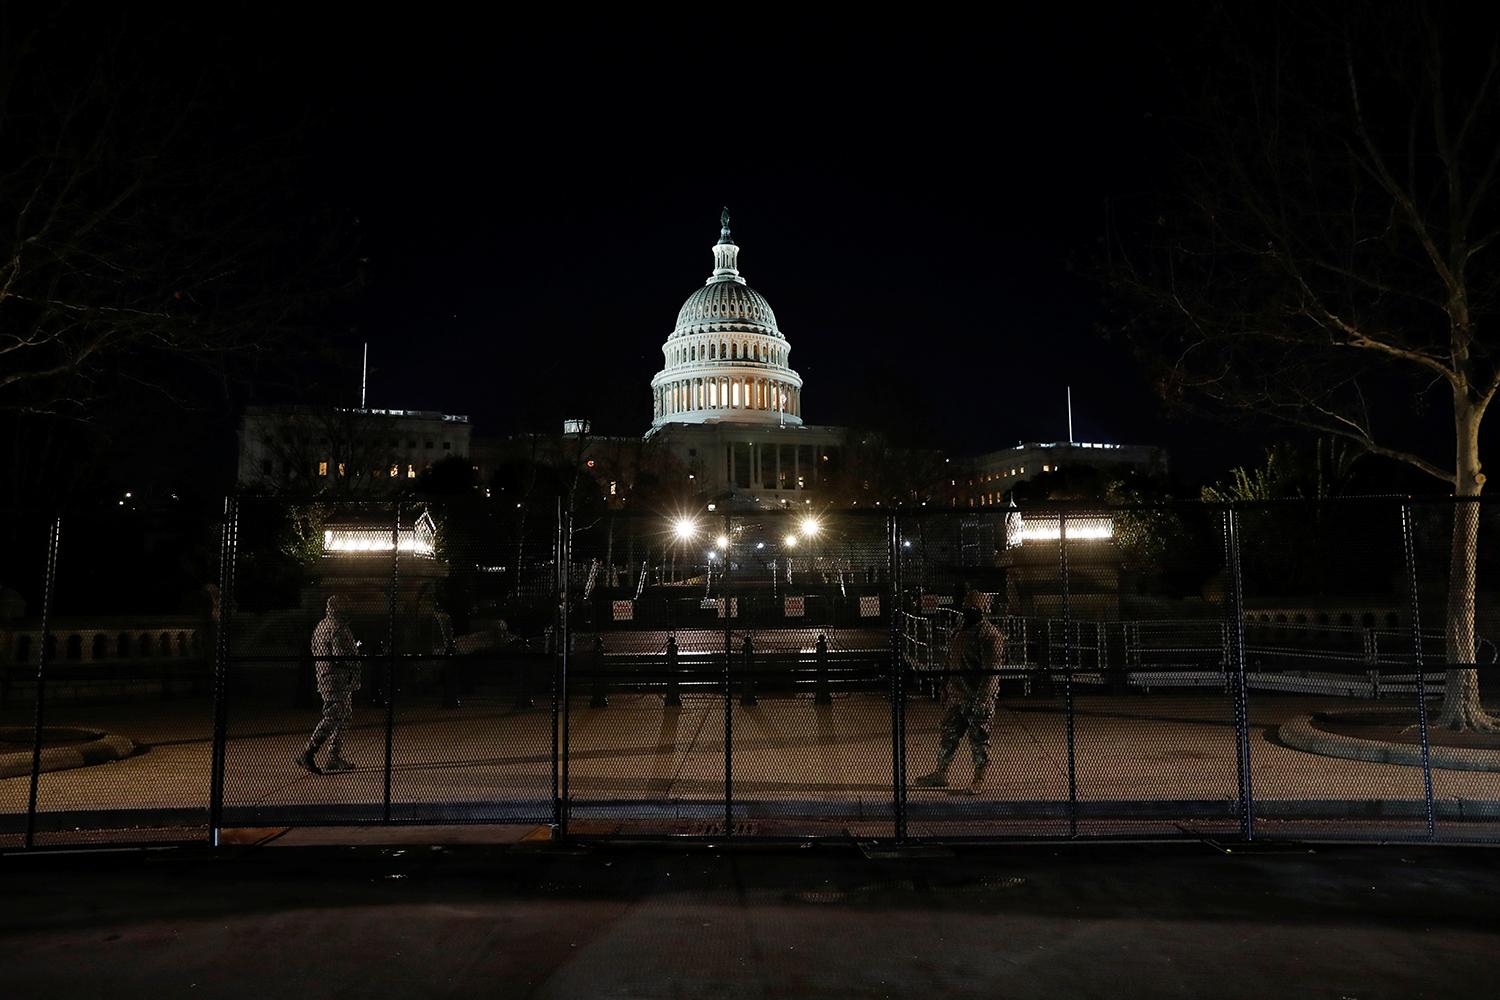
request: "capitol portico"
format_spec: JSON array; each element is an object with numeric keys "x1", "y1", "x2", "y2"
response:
[{"x1": 646, "y1": 211, "x2": 844, "y2": 503}]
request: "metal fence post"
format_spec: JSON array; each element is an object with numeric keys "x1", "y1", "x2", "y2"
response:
[
  {"x1": 24, "y1": 517, "x2": 62, "y2": 851},
  {"x1": 1059, "y1": 511, "x2": 1077, "y2": 838},
  {"x1": 1401, "y1": 500, "x2": 1437, "y2": 840},
  {"x1": 1223, "y1": 505, "x2": 1255, "y2": 840},
  {"x1": 723, "y1": 514, "x2": 734, "y2": 839},
  {"x1": 665, "y1": 634, "x2": 681, "y2": 707},
  {"x1": 209, "y1": 498, "x2": 238, "y2": 846},
  {"x1": 554, "y1": 500, "x2": 569, "y2": 836},
  {"x1": 889, "y1": 512, "x2": 907, "y2": 843},
  {"x1": 382, "y1": 504, "x2": 401, "y2": 824}
]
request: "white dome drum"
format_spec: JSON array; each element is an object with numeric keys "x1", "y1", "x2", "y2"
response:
[{"x1": 651, "y1": 210, "x2": 803, "y2": 428}]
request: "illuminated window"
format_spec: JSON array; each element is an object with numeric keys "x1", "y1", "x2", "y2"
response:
[
  {"x1": 1043, "y1": 465, "x2": 1051, "y2": 472},
  {"x1": 407, "y1": 464, "x2": 416, "y2": 479},
  {"x1": 609, "y1": 481, "x2": 617, "y2": 496},
  {"x1": 390, "y1": 464, "x2": 399, "y2": 478},
  {"x1": 337, "y1": 463, "x2": 346, "y2": 477},
  {"x1": 732, "y1": 382, "x2": 740, "y2": 407},
  {"x1": 319, "y1": 461, "x2": 329, "y2": 477}
]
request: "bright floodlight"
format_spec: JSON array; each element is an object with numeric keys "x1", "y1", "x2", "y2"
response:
[
  {"x1": 672, "y1": 517, "x2": 698, "y2": 542},
  {"x1": 799, "y1": 516, "x2": 821, "y2": 539},
  {"x1": 716, "y1": 534, "x2": 730, "y2": 549},
  {"x1": 784, "y1": 534, "x2": 798, "y2": 547}
]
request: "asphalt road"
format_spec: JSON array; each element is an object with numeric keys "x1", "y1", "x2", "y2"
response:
[{"x1": 3, "y1": 840, "x2": 1498, "y2": 999}]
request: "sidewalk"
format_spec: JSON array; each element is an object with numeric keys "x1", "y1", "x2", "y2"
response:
[{"x1": 4, "y1": 691, "x2": 1500, "y2": 845}]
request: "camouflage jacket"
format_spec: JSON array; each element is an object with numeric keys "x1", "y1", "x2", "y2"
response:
[
  {"x1": 312, "y1": 615, "x2": 360, "y2": 692},
  {"x1": 945, "y1": 618, "x2": 1003, "y2": 706}
]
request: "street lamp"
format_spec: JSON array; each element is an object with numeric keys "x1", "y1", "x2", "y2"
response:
[
  {"x1": 673, "y1": 517, "x2": 699, "y2": 542},
  {"x1": 799, "y1": 516, "x2": 821, "y2": 539},
  {"x1": 715, "y1": 534, "x2": 730, "y2": 550}
]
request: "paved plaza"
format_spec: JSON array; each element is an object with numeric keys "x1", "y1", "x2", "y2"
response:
[{"x1": 5, "y1": 687, "x2": 1500, "y2": 846}]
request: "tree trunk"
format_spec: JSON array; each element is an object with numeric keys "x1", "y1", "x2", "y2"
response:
[{"x1": 1436, "y1": 402, "x2": 1497, "y2": 731}]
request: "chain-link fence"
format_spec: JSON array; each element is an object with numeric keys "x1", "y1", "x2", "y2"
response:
[
  {"x1": 2, "y1": 497, "x2": 1498, "y2": 849},
  {"x1": 2, "y1": 508, "x2": 216, "y2": 848}
]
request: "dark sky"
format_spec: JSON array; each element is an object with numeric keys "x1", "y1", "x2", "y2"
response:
[{"x1": 259, "y1": 10, "x2": 1231, "y2": 471}]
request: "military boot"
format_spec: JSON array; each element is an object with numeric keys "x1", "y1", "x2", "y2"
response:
[
  {"x1": 324, "y1": 753, "x2": 354, "y2": 772},
  {"x1": 913, "y1": 766, "x2": 950, "y2": 788},
  {"x1": 295, "y1": 748, "x2": 321, "y2": 775},
  {"x1": 968, "y1": 760, "x2": 989, "y2": 794}
]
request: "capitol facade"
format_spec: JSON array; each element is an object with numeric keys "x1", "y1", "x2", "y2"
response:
[{"x1": 645, "y1": 211, "x2": 844, "y2": 503}]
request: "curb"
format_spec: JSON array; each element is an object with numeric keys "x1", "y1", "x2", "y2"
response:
[
  {"x1": 0, "y1": 730, "x2": 137, "y2": 780},
  {"x1": 1278, "y1": 710, "x2": 1500, "y2": 773}
]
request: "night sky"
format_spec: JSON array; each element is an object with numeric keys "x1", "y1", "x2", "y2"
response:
[
  {"x1": 263, "y1": 10, "x2": 1216, "y2": 466},
  {"x1": 14, "y1": 5, "x2": 1276, "y2": 502}
]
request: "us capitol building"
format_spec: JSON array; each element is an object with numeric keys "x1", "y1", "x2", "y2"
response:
[{"x1": 645, "y1": 210, "x2": 844, "y2": 504}]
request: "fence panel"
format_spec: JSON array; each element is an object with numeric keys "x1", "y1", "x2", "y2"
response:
[
  {"x1": 0, "y1": 520, "x2": 54, "y2": 849},
  {"x1": 221, "y1": 499, "x2": 398, "y2": 826},
  {"x1": 1069, "y1": 504, "x2": 1242, "y2": 838},
  {"x1": 562, "y1": 511, "x2": 728, "y2": 835},
  {"x1": 28, "y1": 509, "x2": 214, "y2": 846},
  {"x1": 901, "y1": 509, "x2": 1071, "y2": 839},
  {"x1": 388, "y1": 498, "x2": 557, "y2": 824},
  {"x1": 1238, "y1": 499, "x2": 1432, "y2": 841},
  {"x1": 1411, "y1": 499, "x2": 1500, "y2": 841},
  {"x1": 724, "y1": 510, "x2": 894, "y2": 838}
]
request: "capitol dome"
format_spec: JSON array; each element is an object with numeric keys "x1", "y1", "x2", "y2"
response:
[
  {"x1": 651, "y1": 210, "x2": 803, "y2": 428},
  {"x1": 672, "y1": 278, "x2": 780, "y2": 338}
]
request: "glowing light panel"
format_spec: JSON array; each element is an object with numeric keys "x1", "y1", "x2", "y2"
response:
[{"x1": 1009, "y1": 516, "x2": 1114, "y2": 544}]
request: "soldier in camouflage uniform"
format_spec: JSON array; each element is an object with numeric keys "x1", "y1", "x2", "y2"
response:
[
  {"x1": 296, "y1": 595, "x2": 361, "y2": 774},
  {"x1": 913, "y1": 589, "x2": 1003, "y2": 793}
]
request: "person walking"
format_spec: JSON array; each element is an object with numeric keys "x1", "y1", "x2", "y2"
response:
[
  {"x1": 296, "y1": 595, "x2": 362, "y2": 774},
  {"x1": 913, "y1": 589, "x2": 1003, "y2": 793}
]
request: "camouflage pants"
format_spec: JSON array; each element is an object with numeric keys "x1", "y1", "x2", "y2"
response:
[
  {"x1": 935, "y1": 698, "x2": 994, "y2": 770},
  {"x1": 309, "y1": 687, "x2": 353, "y2": 757}
]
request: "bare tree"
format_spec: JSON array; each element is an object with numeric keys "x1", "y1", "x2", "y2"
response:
[
  {"x1": 0, "y1": 11, "x2": 359, "y2": 511},
  {"x1": 1113, "y1": 5, "x2": 1500, "y2": 728}
]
